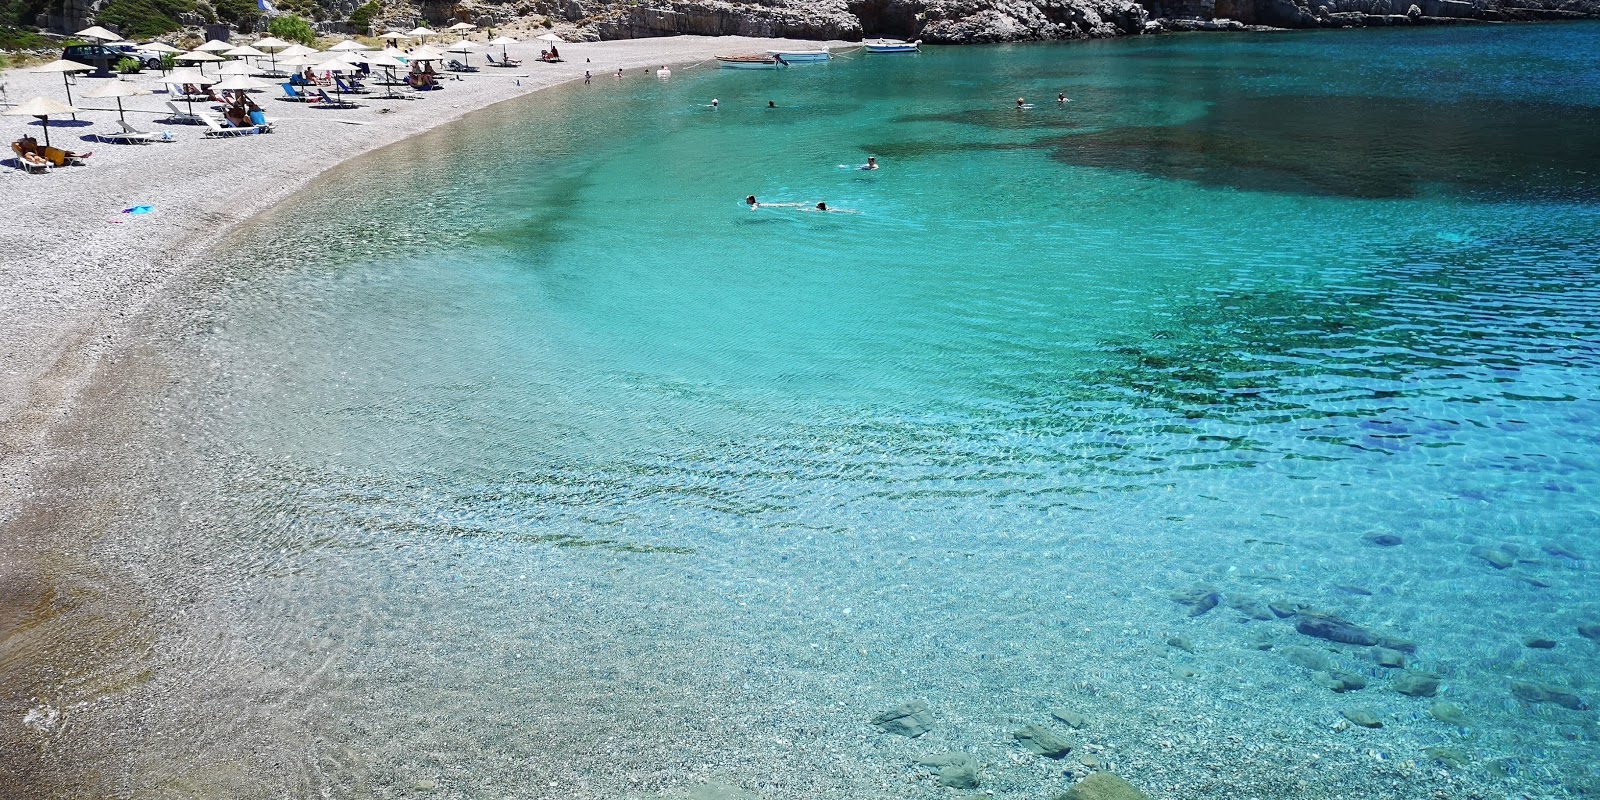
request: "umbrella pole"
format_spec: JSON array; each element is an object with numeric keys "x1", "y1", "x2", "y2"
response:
[
  {"x1": 63, "y1": 74, "x2": 76, "y2": 121},
  {"x1": 40, "y1": 117, "x2": 51, "y2": 149},
  {"x1": 117, "y1": 97, "x2": 126, "y2": 125}
]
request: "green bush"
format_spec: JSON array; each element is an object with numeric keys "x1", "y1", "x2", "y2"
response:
[
  {"x1": 347, "y1": 0, "x2": 379, "y2": 32},
  {"x1": 0, "y1": 24, "x2": 54, "y2": 49},
  {"x1": 0, "y1": 0, "x2": 49, "y2": 28},
  {"x1": 116, "y1": 55, "x2": 141, "y2": 72},
  {"x1": 160, "y1": 51, "x2": 176, "y2": 69},
  {"x1": 267, "y1": 12, "x2": 316, "y2": 44},
  {"x1": 94, "y1": 0, "x2": 196, "y2": 39},
  {"x1": 212, "y1": 0, "x2": 256, "y2": 24}
]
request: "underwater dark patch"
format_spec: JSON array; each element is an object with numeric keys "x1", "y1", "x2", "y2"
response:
[{"x1": 1047, "y1": 95, "x2": 1600, "y2": 200}]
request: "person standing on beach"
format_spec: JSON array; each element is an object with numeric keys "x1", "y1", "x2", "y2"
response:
[
  {"x1": 615, "y1": 68, "x2": 623, "y2": 79},
  {"x1": 584, "y1": 70, "x2": 591, "y2": 83}
]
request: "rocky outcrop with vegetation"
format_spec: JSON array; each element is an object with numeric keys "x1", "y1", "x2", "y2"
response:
[{"x1": 4, "y1": 0, "x2": 1597, "y2": 50}]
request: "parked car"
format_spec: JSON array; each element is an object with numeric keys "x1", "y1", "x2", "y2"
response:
[
  {"x1": 61, "y1": 44, "x2": 127, "y2": 72},
  {"x1": 110, "y1": 43, "x2": 167, "y2": 70}
]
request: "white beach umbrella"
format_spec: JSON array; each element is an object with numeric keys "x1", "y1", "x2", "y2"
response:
[
  {"x1": 223, "y1": 45, "x2": 267, "y2": 58},
  {"x1": 365, "y1": 53, "x2": 408, "y2": 96},
  {"x1": 31, "y1": 59, "x2": 95, "y2": 116},
  {"x1": 252, "y1": 36, "x2": 293, "y2": 51},
  {"x1": 81, "y1": 78, "x2": 149, "y2": 125},
  {"x1": 176, "y1": 49, "x2": 224, "y2": 76},
  {"x1": 5, "y1": 96, "x2": 79, "y2": 147},
  {"x1": 408, "y1": 45, "x2": 446, "y2": 61},
  {"x1": 407, "y1": 26, "x2": 438, "y2": 41},
  {"x1": 141, "y1": 41, "x2": 182, "y2": 53},
  {"x1": 447, "y1": 21, "x2": 475, "y2": 31},
  {"x1": 218, "y1": 60, "x2": 254, "y2": 75},
  {"x1": 445, "y1": 40, "x2": 480, "y2": 70},
  {"x1": 379, "y1": 46, "x2": 408, "y2": 60},
  {"x1": 74, "y1": 25, "x2": 121, "y2": 41},
  {"x1": 163, "y1": 68, "x2": 219, "y2": 118},
  {"x1": 212, "y1": 74, "x2": 272, "y2": 92},
  {"x1": 329, "y1": 39, "x2": 372, "y2": 52},
  {"x1": 279, "y1": 44, "x2": 320, "y2": 57},
  {"x1": 535, "y1": 32, "x2": 564, "y2": 44},
  {"x1": 195, "y1": 39, "x2": 235, "y2": 52}
]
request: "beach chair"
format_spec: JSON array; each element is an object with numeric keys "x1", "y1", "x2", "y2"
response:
[
  {"x1": 334, "y1": 77, "x2": 369, "y2": 95},
  {"x1": 94, "y1": 120, "x2": 168, "y2": 144},
  {"x1": 486, "y1": 53, "x2": 521, "y2": 68},
  {"x1": 197, "y1": 111, "x2": 263, "y2": 138},
  {"x1": 446, "y1": 59, "x2": 479, "y2": 73},
  {"x1": 311, "y1": 89, "x2": 359, "y2": 110},
  {"x1": 164, "y1": 100, "x2": 205, "y2": 124},
  {"x1": 39, "y1": 146, "x2": 90, "y2": 166},
  {"x1": 279, "y1": 83, "x2": 315, "y2": 103},
  {"x1": 11, "y1": 141, "x2": 51, "y2": 173}
]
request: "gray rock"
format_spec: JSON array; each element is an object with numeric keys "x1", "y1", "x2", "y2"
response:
[
  {"x1": 1050, "y1": 708, "x2": 1090, "y2": 729},
  {"x1": 1511, "y1": 681, "x2": 1586, "y2": 710},
  {"x1": 1578, "y1": 624, "x2": 1600, "y2": 641},
  {"x1": 1166, "y1": 635, "x2": 1196, "y2": 653},
  {"x1": 1282, "y1": 645, "x2": 1334, "y2": 672},
  {"x1": 1423, "y1": 746, "x2": 1470, "y2": 767},
  {"x1": 1363, "y1": 533, "x2": 1403, "y2": 547},
  {"x1": 1171, "y1": 588, "x2": 1221, "y2": 617},
  {"x1": 1470, "y1": 546, "x2": 1514, "y2": 569},
  {"x1": 1228, "y1": 595, "x2": 1276, "y2": 620},
  {"x1": 1294, "y1": 611, "x2": 1416, "y2": 653},
  {"x1": 1542, "y1": 543, "x2": 1582, "y2": 560},
  {"x1": 1391, "y1": 670, "x2": 1442, "y2": 698},
  {"x1": 1341, "y1": 709, "x2": 1383, "y2": 728},
  {"x1": 1429, "y1": 701, "x2": 1468, "y2": 725},
  {"x1": 1524, "y1": 637, "x2": 1557, "y2": 649},
  {"x1": 918, "y1": 753, "x2": 980, "y2": 789},
  {"x1": 1268, "y1": 600, "x2": 1304, "y2": 619},
  {"x1": 1055, "y1": 772, "x2": 1153, "y2": 800},
  {"x1": 1373, "y1": 648, "x2": 1407, "y2": 668},
  {"x1": 1012, "y1": 723, "x2": 1073, "y2": 758},
  {"x1": 1318, "y1": 670, "x2": 1368, "y2": 693},
  {"x1": 871, "y1": 701, "x2": 934, "y2": 737}
]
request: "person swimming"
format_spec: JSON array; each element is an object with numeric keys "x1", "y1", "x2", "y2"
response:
[
  {"x1": 1057, "y1": 92, "x2": 1068, "y2": 103},
  {"x1": 860, "y1": 156, "x2": 878, "y2": 171},
  {"x1": 746, "y1": 195, "x2": 758, "y2": 208},
  {"x1": 768, "y1": 100, "x2": 776, "y2": 108},
  {"x1": 816, "y1": 202, "x2": 827, "y2": 211},
  {"x1": 711, "y1": 98, "x2": 720, "y2": 109}
]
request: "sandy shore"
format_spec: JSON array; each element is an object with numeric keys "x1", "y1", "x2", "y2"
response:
[{"x1": 0, "y1": 34, "x2": 849, "y2": 513}]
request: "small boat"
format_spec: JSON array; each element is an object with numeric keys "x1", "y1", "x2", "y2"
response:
[
  {"x1": 717, "y1": 54, "x2": 784, "y2": 70},
  {"x1": 863, "y1": 38, "x2": 920, "y2": 53},
  {"x1": 765, "y1": 49, "x2": 831, "y2": 63}
]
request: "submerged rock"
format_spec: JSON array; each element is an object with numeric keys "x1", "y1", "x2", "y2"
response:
[
  {"x1": 1341, "y1": 709, "x2": 1383, "y2": 728},
  {"x1": 1524, "y1": 637, "x2": 1558, "y2": 649},
  {"x1": 1166, "y1": 635, "x2": 1196, "y2": 653},
  {"x1": 1511, "y1": 681, "x2": 1587, "y2": 710},
  {"x1": 1364, "y1": 533, "x2": 1404, "y2": 547},
  {"x1": 1423, "y1": 746, "x2": 1471, "y2": 767},
  {"x1": 1294, "y1": 611, "x2": 1415, "y2": 652},
  {"x1": 1373, "y1": 648, "x2": 1407, "y2": 668},
  {"x1": 1391, "y1": 671, "x2": 1442, "y2": 698},
  {"x1": 1012, "y1": 724, "x2": 1074, "y2": 758},
  {"x1": 1171, "y1": 588, "x2": 1222, "y2": 617},
  {"x1": 1430, "y1": 701, "x2": 1469, "y2": 725},
  {"x1": 1578, "y1": 624, "x2": 1600, "y2": 641},
  {"x1": 1470, "y1": 546, "x2": 1515, "y2": 569},
  {"x1": 871, "y1": 701, "x2": 935, "y2": 737},
  {"x1": 1282, "y1": 645, "x2": 1334, "y2": 672},
  {"x1": 918, "y1": 753, "x2": 980, "y2": 789},
  {"x1": 1055, "y1": 772, "x2": 1152, "y2": 800},
  {"x1": 1542, "y1": 543, "x2": 1582, "y2": 560},
  {"x1": 1319, "y1": 670, "x2": 1368, "y2": 693},
  {"x1": 1228, "y1": 595, "x2": 1277, "y2": 621},
  {"x1": 1050, "y1": 708, "x2": 1090, "y2": 729}
]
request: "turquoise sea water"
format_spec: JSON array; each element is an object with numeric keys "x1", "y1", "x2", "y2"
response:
[{"x1": 103, "y1": 23, "x2": 1600, "y2": 799}]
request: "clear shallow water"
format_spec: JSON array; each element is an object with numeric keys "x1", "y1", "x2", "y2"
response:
[{"x1": 81, "y1": 23, "x2": 1600, "y2": 799}]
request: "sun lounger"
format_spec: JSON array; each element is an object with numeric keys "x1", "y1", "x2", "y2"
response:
[
  {"x1": 486, "y1": 53, "x2": 522, "y2": 68},
  {"x1": 11, "y1": 142, "x2": 52, "y2": 173},
  {"x1": 94, "y1": 120, "x2": 171, "y2": 144},
  {"x1": 164, "y1": 100, "x2": 205, "y2": 124},
  {"x1": 446, "y1": 60, "x2": 480, "y2": 73},
  {"x1": 38, "y1": 146, "x2": 90, "y2": 167},
  {"x1": 311, "y1": 89, "x2": 359, "y2": 110},
  {"x1": 334, "y1": 77, "x2": 369, "y2": 95},
  {"x1": 198, "y1": 111, "x2": 266, "y2": 138},
  {"x1": 278, "y1": 83, "x2": 316, "y2": 103}
]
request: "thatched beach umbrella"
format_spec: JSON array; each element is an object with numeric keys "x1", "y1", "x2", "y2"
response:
[
  {"x1": 224, "y1": 44, "x2": 267, "y2": 60},
  {"x1": 408, "y1": 45, "x2": 446, "y2": 62},
  {"x1": 279, "y1": 44, "x2": 320, "y2": 58},
  {"x1": 447, "y1": 21, "x2": 475, "y2": 41},
  {"x1": 30, "y1": 59, "x2": 94, "y2": 119},
  {"x1": 218, "y1": 60, "x2": 253, "y2": 76},
  {"x1": 407, "y1": 26, "x2": 438, "y2": 42},
  {"x1": 5, "y1": 96, "x2": 79, "y2": 148},
  {"x1": 212, "y1": 74, "x2": 272, "y2": 95},
  {"x1": 81, "y1": 78, "x2": 149, "y2": 125},
  {"x1": 176, "y1": 49, "x2": 225, "y2": 76},
  {"x1": 328, "y1": 39, "x2": 371, "y2": 52},
  {"x1": 487, "y1": 35, "x2": 517, "y2": 63},
  {"x1": 74, "y1": 25, "x2": 121, "y2": 41},
  {"x1": 140, "y1": 40, "x2": 181, "y2": 74},
  {"x1": 365, "y1": 53, "x2": 408, "y2": 97},
  {"x1": 252, "y1": 36, "x2": 293, "y2": 74},
  {"x1": 195, "y1": 39, "x2": 234, "y2": 52},
  {"x1": 536, "y1": 32, "x2": 565, "y2": 45},
  {"x1": 162, "y1": 68, "x2": 218, "y2": 119},
  {"x1": 445, "y1": 40, "x2": 479, "y2": 70}
]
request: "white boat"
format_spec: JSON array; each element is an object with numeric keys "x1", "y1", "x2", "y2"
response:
[
  {"x1": 863, "y1": 38, "x2": 920, "y2": 53},
  {"x1": 765, "y1": 49, "x2": 831, "y2": 63},
  {"x1": 716, "y1": 54, "x2": 784, "y2": 70}
]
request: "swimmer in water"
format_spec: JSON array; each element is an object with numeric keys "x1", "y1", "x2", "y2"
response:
[
  {"x1": 615, "y1": 68, "x2": 623, "y2": 78},
  {"x1": 1017, "y1": 97, "x2": 1027, "y2": 109},
  {"x1": 1057, "y1": 92, "x2": 1067, "y2": 103},
  {"x1": 768, "y1": 100, "x2": 776, "y2": 108},
  {"x1": 816, "y1": 202, "x2": 827, "y2": 211},
  {"x1": 860, "y1": 156, "x2": 878, "y2": 171},
  {"x1": 712, "y1": 98, "x2": 719, "y2": 109},
  {"x1": 746, "y1": 195, "x2": 758, "y2": 208}
]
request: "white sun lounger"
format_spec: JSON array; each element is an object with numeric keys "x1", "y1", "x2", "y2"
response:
[
  {"x1": 165, "y1": 100, "x2": 205, "y2": 125},
  {"x1": 198, "y1": 111, "x2": 267, "y2": 138}
]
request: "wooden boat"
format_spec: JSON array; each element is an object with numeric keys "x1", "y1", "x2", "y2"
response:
[
  {"x1": 863, "y1": 38, "x2": 920, "y2": 53},
  {"x1": 716, "y1": 54, "x2": 784, "y2": 70},
  {"x1": 765, "y1": 49, "x2": 831, "y2": 63}
]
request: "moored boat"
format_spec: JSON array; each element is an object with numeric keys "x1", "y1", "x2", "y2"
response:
[
  {"x1": 765, "y1": 49, "x2": 832, "y2": 63},
  {"x1": 863, "y1": 38, "x2": 920, "y2": 53},
  {"x1": 717, "y1": 54, "x2": 784, "y2": 69}
]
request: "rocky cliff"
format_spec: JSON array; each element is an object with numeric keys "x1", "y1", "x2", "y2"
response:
[{"x1": 27, "y1": 0, "x2": 1600, "y2": 47}]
